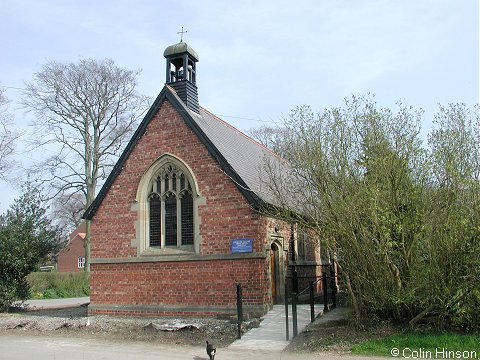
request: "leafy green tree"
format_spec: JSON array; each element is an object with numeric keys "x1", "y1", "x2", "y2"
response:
[
  {"x1": 259, "y1": 97, "x2": 480, "y2": 330},
  {"x1": 0, "y1": 184, "x2": 63, "y2": 311},
  {"x1": 419, "y1": 104, "x2": 480, "y2": 329},
  {"x1": 262, "y1": 96, "x2": 424, "y2": 317}
]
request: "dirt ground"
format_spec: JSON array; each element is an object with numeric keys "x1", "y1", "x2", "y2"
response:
[
  {"x1": 0, "y1": 304, "x2": 395, "y2": 353},
  {"x1": 286, "y1": 317, "x2": 397, "y2": 353},
  {"x1": 0, "y1": 306, "x2": 247, "y2": 348}
]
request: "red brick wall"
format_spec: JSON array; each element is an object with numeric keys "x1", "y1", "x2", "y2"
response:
[
  {"x1": 57, "y1": 235, "x2": 85, "y2": 272},
  {"x1": 89, "y1": 99, "x2": 282, "y2": 316},
  {"x1": 91, "y1": 100, "x2": 266, "y2": 259},
  {"x1": 89, "y1": 258, "x2": 268, "y2": 316},
  {"x1": 295, "y1": 230, "x2": 324, "y2": 294}
]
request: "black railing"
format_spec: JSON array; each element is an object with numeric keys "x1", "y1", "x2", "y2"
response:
[
  {"x1": 295, "y1": 276, "x2": 323, "y2": 321},
  {"x1": 284, "y1": 283, "x2": 289, "y2": 341},
  {"x1": 285, "y1": 265, "x2": 337, "y2": 340},
  {"x1": 236, "y1": 283, "x2": 243, "y2": 339}
]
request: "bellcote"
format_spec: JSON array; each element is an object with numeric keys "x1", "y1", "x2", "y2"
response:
[{"x1": 164, "y1": 41, "x2": 199, "y2": 113}]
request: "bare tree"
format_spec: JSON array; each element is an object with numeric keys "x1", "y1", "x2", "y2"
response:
[
  {"x1": 50, "y1": 192, "x2": 86, "y2": 233},
  {"x1": 22, "y1": 59, "x2": 150, "y2": 270},
  {"x1": 247, "y1": 125, "x2": 289, "y2": 155},
  {"x1": 0, "y1": 88, "x2": 20, "y2": 180}
]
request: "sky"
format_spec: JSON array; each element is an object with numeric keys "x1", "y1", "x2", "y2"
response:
[{"x1": 0, "y1": 0, "x2": 478, "y2": 212}]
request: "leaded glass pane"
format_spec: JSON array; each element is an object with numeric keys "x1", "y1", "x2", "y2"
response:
[
  {"x1": 164, "y1": 193, "x2": 177, "y2": 246},
  {"x1": 149, "y1": 194, "x2": 161, "y2": 247},
  {"x1": 180, "y1": 173, "x2": 185, "y2": 190},
  {"x1": 181, "y1": 192, "x2": 194, "y2": 245}
]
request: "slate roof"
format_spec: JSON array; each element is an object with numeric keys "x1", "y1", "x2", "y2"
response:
[{"x1": 83, "y1": 85, "x2": 286, "y2": 219}]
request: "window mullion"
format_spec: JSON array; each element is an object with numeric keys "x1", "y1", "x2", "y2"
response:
[
  {"x1": 161, "y1": 178, "x2": 165, "y2": 248},
  {"x1": 177, "y1": 194, "x2": 182, "y2": 246}
]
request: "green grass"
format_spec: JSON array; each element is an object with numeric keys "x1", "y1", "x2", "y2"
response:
[
  {"x1": 352, "y1": 331, "x2": 480, "y2": 358},
  {"x1": 26, "y1": 271, "x2": 90, "y2": 299}
]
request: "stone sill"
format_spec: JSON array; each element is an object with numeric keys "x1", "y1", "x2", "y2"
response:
[{"x1": 91, "y1": 252, "x2": 266, "y2": 264}]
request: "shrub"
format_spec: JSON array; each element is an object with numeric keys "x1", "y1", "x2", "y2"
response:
[
  {"x1": 27, "y1": 271, "x2": 90, "y2": 299},
  {"x1": 0, "y1": 185, "x2": 63, "y2": 311},
  {"x1": 261, "y1": 99, "x2": 480, "y2": 330}
]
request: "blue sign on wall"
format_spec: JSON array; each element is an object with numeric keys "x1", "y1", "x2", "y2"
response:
[{"x1": 231, "y1": 238, "x2": 253, "y2": 253}]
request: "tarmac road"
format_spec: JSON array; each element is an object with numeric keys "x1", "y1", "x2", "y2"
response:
[
  {"x1": 0, "y1": 334, "x2": 389, "y2": 360},
  {"x1": 19, "y1": 297, "x2": 90, "y2": 310}
]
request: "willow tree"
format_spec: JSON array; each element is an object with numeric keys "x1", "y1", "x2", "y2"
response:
[
  {"x1": 258, "y1": 96, "x2": 427, "y2": 321},
  {"x1": 423, "y1": 103, "x2": 480, "y2": 329},
  {"x1": 22, "y1": 59, "x2": 149, "y2": 270},
  {"x1": 258, "y1": 97, "x2": 480, "y2": 329}
]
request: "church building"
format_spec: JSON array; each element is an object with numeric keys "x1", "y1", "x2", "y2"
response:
[{"x1": 83, "y1": 41, "x2": 322, "y2": 317}]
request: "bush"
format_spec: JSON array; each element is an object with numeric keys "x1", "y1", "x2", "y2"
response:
[
  {"x1": 0, "y1": 184, "x2": 63, "y2": 311},
  {"x1": 261, "y1": 99, "x2": 480, "y2": 330},
  {"x1": 27, "y1": 272, "x2": 90, "y2": 299}
]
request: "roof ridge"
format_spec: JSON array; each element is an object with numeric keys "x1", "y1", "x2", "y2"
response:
[{"x1": 199, "y1": 106, "x2": 282, "y2": 159}]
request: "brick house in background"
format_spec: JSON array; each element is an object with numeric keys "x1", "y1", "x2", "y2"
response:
[
  {"x1": 56, "y1": 222, "x2": 86, "y2": 272},
  {"x1": 83, "y1": 41, "x2": 323, "y2": 317}
]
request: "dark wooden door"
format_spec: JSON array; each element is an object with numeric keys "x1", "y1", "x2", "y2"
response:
[{"x1": 270, "y1": 244, "x2": 277, "y2": 303}]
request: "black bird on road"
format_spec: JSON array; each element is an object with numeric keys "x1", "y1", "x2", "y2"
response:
[{"x1": 206, "y1": 340, "x2": 216, "y2": 360}]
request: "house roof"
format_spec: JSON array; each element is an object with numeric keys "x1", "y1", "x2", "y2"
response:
[
  {"x1": 83, "y1": 85, "x2": 285, "y2": 220},
  {"x1": 70, "y1": 222, "x2": 86, "y2": 240}
]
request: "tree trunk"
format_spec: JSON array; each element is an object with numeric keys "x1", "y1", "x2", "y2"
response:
[
  {"x1": 335, "y1": 260, "x2": 361, "y2": 321},
  {"x1": 84, "y1": 219, "x2": 91, "y2": 272}
]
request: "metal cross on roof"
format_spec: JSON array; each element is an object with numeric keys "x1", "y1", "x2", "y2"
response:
[{"x1": 177, "y1": 26, "x2": 187, "y2": 42}]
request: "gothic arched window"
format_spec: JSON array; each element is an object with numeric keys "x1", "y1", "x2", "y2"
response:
[{"x1": 147, "y1": 162, "x2": 195, "y2": 249}]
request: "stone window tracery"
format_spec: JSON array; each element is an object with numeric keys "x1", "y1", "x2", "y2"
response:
[{"x1": 146, "y1": 162, "x2": 195, "y2": 249}]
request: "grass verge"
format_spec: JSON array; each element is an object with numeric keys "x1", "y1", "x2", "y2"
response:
[
  {"x1": 26, "y1": 271, "x2": 89, "y2": 299},
  {"x1": 351, "y1": 331, "x2": 480, "y2": 357}
]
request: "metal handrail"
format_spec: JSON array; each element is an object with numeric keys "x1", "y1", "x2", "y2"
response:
[
  {"x1": 296, "y1": 276, "x2": 322, "y2": 297},
  {"x1": 285, "y1": 266, "x2": 338, "y2": 341}
]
